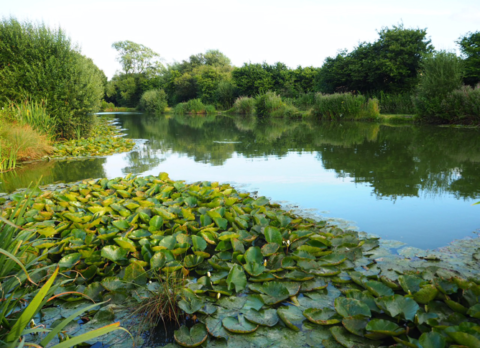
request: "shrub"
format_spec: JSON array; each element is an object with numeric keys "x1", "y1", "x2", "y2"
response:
[
  {"x1": 0, "y1": 18, "x2": 105, "y2": 139},
  {"x1": 255, "y1": 91, "x2": 284, "y2": 116},
  {"x1": 216, "y1": 80, "x2": 236, "y2": 109},
  {"x1": 233, "y1": 96, "x2": 256, "y2": 114},
  {"x1": 138, "y1": 89, "x2": 168, "y2": 114},
  {"x1": 311, "y1": 93, "x2": 380, "y2": 120},
  {"x1": 205, "y1": 104, "x2": 217, "y2": 115},
  {"x1": 173, "y1": 103, "x2": 188, "y2": 115},
  {"x1": 101, "y1": 100, "x2": 115, "y2": 111},
  {"x1": 440, "y1": 85, "x2": 480, "y2": 122},
  {"x1": 186, "y1": 99, "x2": 206, "y2": 114},
  {"x1": 414, "y1": 51, "x2": 464, "y2": 122}
]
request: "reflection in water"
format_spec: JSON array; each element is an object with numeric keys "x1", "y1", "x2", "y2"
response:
[{"x1": 2, "y1": 114, "x2": 479, "y2": 249}]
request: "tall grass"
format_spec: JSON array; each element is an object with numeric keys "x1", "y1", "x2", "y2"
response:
[
  {"x1": 311, "y1": 93, "x2": 380, "y2": 120},
  {"x1": 440, "y1": 85, "x2": 480, "y2": 123},
  {"x1": 173, "y1": 99, "x2": 216, "y2": 115},
  {"x1": 255, "y1": 91, "x2": 284, "y2": 116},
  {"x1": 233, "y1": 96, "x2": 256, "y2": 114},
  {"x1": 7, "y1": 100, "x2": 57, "y2": 139},
  {"x1": 0, "y1": 123, "x2": 52, "y2": 162},
  {"x1": 375, "y1": 92, "x2": 415, "y2": 115},
  {"x1": 285, "y1": 92, "x2": 316, "y2": 110}
]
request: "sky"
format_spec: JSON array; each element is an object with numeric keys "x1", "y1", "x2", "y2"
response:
[{"x1": 2, "y1": 0, "x2": 480, "y2": 79}]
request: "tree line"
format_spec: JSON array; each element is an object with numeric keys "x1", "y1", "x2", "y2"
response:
[{"x1": 105, "y1": 24, "x2": 480, "y2": 112}]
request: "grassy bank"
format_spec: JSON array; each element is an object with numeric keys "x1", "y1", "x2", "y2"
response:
[{"x1": 1, "y1": 172, "x2": 479, "y2": 347}]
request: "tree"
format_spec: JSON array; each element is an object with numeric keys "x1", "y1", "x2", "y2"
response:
[
  {"x1": 112, "y1": 40, "x2": 163, "y2": 75},
  {"x1": 315, "y1": 24, "x2": 434, "y2": 94},
  {"x1": 457, "y1": 31, "x2": 480, "y2": 86},
  {"x1": 0, "y1": 18, "x2": 104, "y2": 138}
]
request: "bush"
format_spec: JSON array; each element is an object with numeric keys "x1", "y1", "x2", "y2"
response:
[
  {"x1": 233, "y1": 96, "x2": 256, "y2": 114},
  {"x1": 414, "y1": 51, "x2": 464, "y2": 122},
  {"x1": 216, "y1": 80, "x2": 236, "y2": 109},
  {"x1": 205, "y1": 105, "x2": 217, "y2": 115},
  {"x1": 311, "y1": 93, "x2": 380, "y2": 120},
  {"x1": 186, "y1": 99, "x2": 206, "y2": 114},
  {"x1": 138, "y1": 89, "x2": 168, "y2": 114},
  {"x1": 101, "y1": 100, "x2": 115, "y2": 111},
  {"x1": 0, "y1": 18, "x2": 105, "y2": 139},
  {"x1": 173, "y1": 103, "x2": 188, "y2": 115},
  {"x1": 440, "y1": 85, "x2": 480, "y2": 122},
  {"x1": 375, "y1": 92, "x2": 415, "y2": 114},
  {"x1": 255, "y1": 91, "x2": 284, "y2": 116}
]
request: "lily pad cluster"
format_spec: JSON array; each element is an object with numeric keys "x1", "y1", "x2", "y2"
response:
[
  {"x1": 52, "y1": 117, "x2": 135, "y2": 158},
  {"x1": 5, "y1": 173, "x2": 480, "y2": 348}
]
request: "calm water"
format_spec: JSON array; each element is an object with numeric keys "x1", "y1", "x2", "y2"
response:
[{"x1": 1, "y1": 113, "x2": 479, "y2": 249}]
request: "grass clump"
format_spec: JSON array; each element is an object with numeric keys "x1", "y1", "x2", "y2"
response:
[
  {"x1": 255, "y1": 91, "x2": 284, "y2": 116},
  {"x1": 375, "y1": 92, "x2": 415, "y2": 115},
  {"x1": 233, "y1": 96, "x2": 256, "y2": 114},
  {"x1": 174, "y1": 99, "x2": 217, "y2": 115},
  {"x1": 138, "y1": 89, "x2": 168, "y2": 114},
  {"x1": 312, "y1": 93, "x2": 380, "y2": 120}
]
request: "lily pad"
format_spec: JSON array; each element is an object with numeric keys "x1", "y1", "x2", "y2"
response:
[
  {"x1": 174, "y1": 323, "x2": 208, "y2": 347},
  {"x1": 334, "y1": 297, "x2": 371, "y2": 318},
  {"x1": 364, "y1": 319, "x2": 405, "y2": 339},
  {"x1": 244, "y1": 308, "x2": 279, "y2": 327},
  {"x1": 303, "y1": 308, "x2": 342, "y2": 325},
  {"x1": 277, "y1": 306, "x2": 305, "y2": 331},
  {"x1": 222, "y1": 314, "x2": 259, "y2": 334}
]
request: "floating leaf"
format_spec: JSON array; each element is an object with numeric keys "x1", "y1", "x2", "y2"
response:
[
  {"x1": 227, "y1": 264, "x2": 247, "y2": 293},
  {"x1": 277, "y1": 306, "x2": 305, "y2": 331},
  {"x1": 174, "y1": 323, "x2": 208, "y2": 347},
  {"x1": 304, "y1": 308, "x2": 342, "y2": 325},
  {"x1": 334, "y1": 297, "x2": 371, "y2": 318},
  {"x1": 222, "y1": 314, "x2": 259, "y2": 334},
  {"x1": 244, "y1": 308, "x2": 279, "y2": 327}
]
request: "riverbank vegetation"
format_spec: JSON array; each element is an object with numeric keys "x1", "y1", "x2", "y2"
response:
[
  {"x1": 104, "y1": 25, "x2": 479, "y2": 124},
  {"x1": 0, "y1": 172, "x2": 479, "y2": 347}
]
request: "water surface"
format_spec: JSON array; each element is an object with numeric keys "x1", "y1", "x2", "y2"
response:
[{"x1": 2, "y1": 113, "x2": 479, "y2": 249}]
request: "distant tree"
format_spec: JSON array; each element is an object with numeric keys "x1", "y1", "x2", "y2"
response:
[
  {"x1": 112, "y1": 40, "x2": 163, "y2": 75},
  {"x1": 457, "y1": 31, "x2": 480, "y2": 86},
  {"x1": 315, "y1": 24, "x2": 434, "y2": 94}
]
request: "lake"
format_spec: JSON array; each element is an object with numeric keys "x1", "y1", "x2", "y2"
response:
[{"x1": 1, "y1": 113, "x2": 479, "y2": 250}]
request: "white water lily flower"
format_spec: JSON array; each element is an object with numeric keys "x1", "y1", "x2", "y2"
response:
[
  {"x1": 263, "y1": 259, "x2": 267, "y2": 266},
  {"x1": 207, "y1": 272, "x2": 211, "y2": 277},
  {"x1": 217, "y1": 293, "x2": 221, "y2": 299}
]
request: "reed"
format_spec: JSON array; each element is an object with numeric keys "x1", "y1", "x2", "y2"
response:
[
  {"x1": 311, "y1": 93, "x2": 380, "y2": 120},
  {"x1": 233, "y1": 96, "x2": 256, "y2": 114}
]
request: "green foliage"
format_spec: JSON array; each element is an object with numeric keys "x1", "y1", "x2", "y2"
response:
[
  {"x1": 112, "y1": 40, "x2": 163, "y2": 75},
  {"x1": 316, "y1": 24, "x2": 434, "y2": 94},
  {"x1": 373, "y1": 92, "x2": 415, "y2": 115},
  {"x1": 414, "y1": 51, "x2": 464, "y2": 122},
  {"x1": 138, "y1": 89, "x2": 168, "y2": 114},
  {"x1": 5, "y1": 100, "x2": 57, "y2": 139},
  {"x1": 255, "y1": 91, "x2": 285, "y2": 116},
  {"x1": 457, "y1": 31, "x2": 480, "y2": 86},
  {"x1": 216, "y1": 80, "x2": 237, "y2": 109},
  {"x1": 440, "y1": 85, "x2": 480, "y2": 122},
  {"x1": 0, "y1": 18, "x2": 105, "y2": 139},
  {"x1": 312, "y1": 93, "x2": 380, "y2": 120},
  {"x1": 233, "y1": 96, "x2": 256, "y2": 114}
]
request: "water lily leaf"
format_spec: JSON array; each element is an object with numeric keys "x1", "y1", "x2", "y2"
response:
[
  {"x1": 364, "y1": 280, "x2": 394, "y2": 297},
  {"x1": 467, "y1": 303, "x2": 480, "y2": 318},
  {"x1": 301, "y1": 278, "x2": 328, "y2": 292},
  {"x1": 280, "y1": 282, "x2": 301, "y2": 296},
  {"x1": 227, "y1": 264, "x2": 247, "y2": 293},
  {"x1": 153, "y1": 207, "x2": 176, "y2": 220},
  {"x1": 303, "y1": 308, "x2": 342, "y2": 325},
  {"x1": 101, "y1": 245, "x2": 128, "y2": 263},
  {"x1": 330, "y1": 326, "x2": 381, "y2": 348},
  {"x1": 163, "y1": 261, "x2": 183, "y2": 272},
  {"x1": 281, "y1": 256, "x2": 297, "y2": 270},
  {"x1": 178, "y1": 298, "x2": 204, "y2": 315},
  {"x1": 285, "y1": 270, "x2": 314, "y2": 281},
  {"x1": 244, "y1": 308, "x2": 279, "y2": 327},
  {"x1": 243, "y1": 295, "x2": 264, "y2": 311},
  {"x1": 158, "y1": 235, "x2": 176, "y2": 250},
  {"x1": 291, "y1": 250, "x2": 315, "y2": 261},
  {"x1": 250, "y1": 273, "x2": 275, "y2": 282},
  {"x1": 192, "y1": 235, "x2": 207, "y2": 251},
  {"x1": 374, "y1": 295, "x2": 419, "y2": 321},
  {"x1": 364, "y1": 319, "x2": 405, "y2": 339},
  {"x1": 222, "y1": 314, "x2": 259, "y2": 334},
  {"x1": 398, "y1": 275, "x2": 424, "y2": 293},
  {"x1": 310, "y1": 266, "x2": 341, "y2": 277},
  {"x1": 129, "y1": 229, "x2": 151, "y2": 239},
  {"x1": 413, "y1": 285, "x2": 438, "y2": 304},
  {"x1": 260, "y1": 282, "x2": 290, "y2": 305},
  {"x1": 124, "y1": 262, "x2": 147, "y2": 285},
  {"x1": 198, "y1": 303, "x2": 217, "y2": 315},
  {"x1": 206, "y1": 315, "x2": 230, "y2": 339},
  {"x1": 58, "y1": 253, "x2": 82, "y2": 268},
  {"x1": 419, "y1": 331, "x2": 446, "y2": 348},
  {"x1": 253, "y1": 196, "x2": 269, "y2": 206},
  {"x1": 277, "y1": 214, "x2": 291, "y2": 228},
  {"x1": 112, "y1": 220, "x2": 130, "y2": 231},
  {"x1": 445, "y1": 299, "x2": 468, "y2": 314},
  {"x1": 447, "y1": 331, "x2": 480, "y2": 348},
  {"x1": 184, "y1": 255, "x2": 204, "y2": 268},
  {"x1": 261, "y1": 243, "x2": 279, "y2": 256},
  {"x1": 342, "y1": 315, "x2": 369, "y2": 336},
  {"x1": 245, "y1": 246, "x2": 263, "y2": 264},
  {"x1": 277, "y1": 306, "x2": 305, "y2": 331},
  {"x1": 317, "y1": 254, "x2": 346, "y2": 266},
  {"x1": 149, "y1": 215, "x2": 163, "y2": 230},
  {"x1": 334, "y1": 297, "x2": 371, "y2": 318},
  {"x1": 264, "y1": 226, "x2": 282, "y2": 245},
  {"x1": 345, "y1": 290, "x2": 380, "y2": 313},
  {"x1": 101, "y1": 277, "x2": 124, "y2": 292},
  {"x1": 244, "y1": 260, "x2": 266, "y2": 276},
  {"x1": 114, "y1": 237, "x2": 136, "y2": 252},
  {"x1": 174, "y1": 323, "x2": 208, "y2": 347}
]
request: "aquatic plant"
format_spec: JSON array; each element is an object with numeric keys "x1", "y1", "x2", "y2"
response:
[
  {"x1": 3, "y1": 171, "x2": 480, "y2": 347},
  {"x1": 233, "y1": 97, "x2": 256, "y2": 114},
  {"x1": 52, "y1": 116, "x2": 135, "y2": 158},
  {"x1": 5, "y1": 100, "x2": 57, "y2": 139},
  {"x1": 255, "y1": 91, "x2": 284, "y2": 116},
  {"x1": 0, "y1": 185, "x2": 131, "y2": 347},
  {"x1": 312, "y1": 93, "x2": 380, "y2": 120}
]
